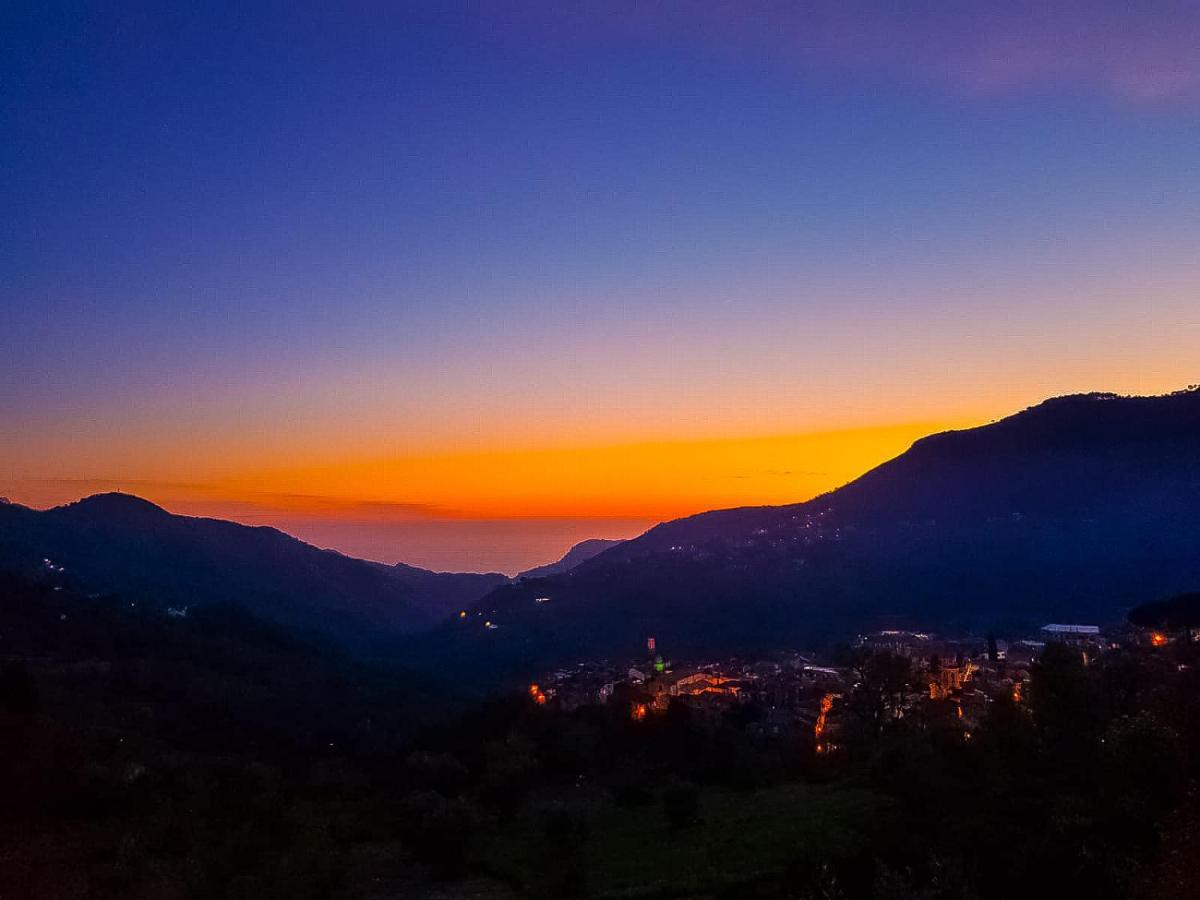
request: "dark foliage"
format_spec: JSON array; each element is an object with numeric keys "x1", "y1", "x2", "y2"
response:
[
  {"x1": 662, "y1": 778, "x2": 701, "y2": 829},
  {"x1": 1129, "y1": 592, "x2": 1200, "y2": 629},
  {"x1": 5, "y1": 559, "x2": 1200, "y2": 897}
]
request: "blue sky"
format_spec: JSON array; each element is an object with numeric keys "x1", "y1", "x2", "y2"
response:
[{"x1": 3, "y1": 2, "x2": 1198, "y2": 569}]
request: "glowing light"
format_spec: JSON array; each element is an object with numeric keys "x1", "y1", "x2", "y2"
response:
[
  {"x1": 632, "y1": 703, "x2": 648, "y2": 721},
  {"x1": 1151, "y1": 632, "x2": 1168, "y2": 647},
  {"x1": 814, "y1": 693, "x2": 835, "y2": 753}
]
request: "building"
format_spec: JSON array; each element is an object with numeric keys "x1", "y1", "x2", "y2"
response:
[{"x1": 1040, "y1": 624, "x2": 1100, "y2": 640}]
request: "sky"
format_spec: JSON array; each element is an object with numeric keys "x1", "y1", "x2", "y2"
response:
[{"x1": 3, "y1": 2, "x2": 1199, "y2": 572}]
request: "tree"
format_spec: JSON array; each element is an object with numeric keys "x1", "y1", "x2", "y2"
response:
[
  {"x1": 1029, "y1": 642, "x2": 1104, "y2": 765},
  {"x1": 847, "y1": 651, "x2": 913, "y2": 743}
]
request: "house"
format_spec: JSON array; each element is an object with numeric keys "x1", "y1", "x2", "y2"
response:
[{"x1": 1040, "y1": 624, "x2": 1100, "y2": 639}]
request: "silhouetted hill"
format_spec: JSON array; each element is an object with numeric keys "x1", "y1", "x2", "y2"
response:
[
  {"x1": 1129, "y1": 592, "x2": 1200, "y2": 629},
  {"x1": 428, "y1": 389, "x2": 1200, "y2": 679},
  {"x1": 0, "y1": 494, "x2": 507, "y2": 644},
  {"x1": 517, "y1": 538, "x2": 625, "y2": 580},
  {"x1": 0, "y1": 568, "x2": 442, "y2": 751},
  {"x1": 0, "y1": 568, "x2": 460, "y2": 894},
  {"x1": 385, "y1": 560, "x2": 512, "y2": 616}
]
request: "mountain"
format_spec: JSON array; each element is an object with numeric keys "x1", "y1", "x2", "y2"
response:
[
  {"x1": 0, "y1": 567, "x2": 467, "y2": 894},
  {"x1": 517, "y1": 538, "x2": 625, "y2": 580},
  {"x1": 0, "y1": 567, "x2": 445, "y2": 751},
  {"x1": 0, "y1": 493, "x2": 507, "y2": 644},
  {"x1": 427, "y1": 390, "x2": 1200, "y2": 679},
  {"x1": 385, "y1": 560, "x2": 513, "y2": 616},
  {"x1": 1128, "y1": 592, "x2": 1200, "y2": 630}
]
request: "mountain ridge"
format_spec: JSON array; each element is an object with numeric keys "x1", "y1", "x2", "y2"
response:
[
  {"x1": 427, "y1": 389, "x2": 1200, "y2": 679},
  {"x1": 517, "y1": 538, "x2": 626, "y2": 580},
  {"x1": 0, "y1": 493, "x2": 508, "y2": 643}
]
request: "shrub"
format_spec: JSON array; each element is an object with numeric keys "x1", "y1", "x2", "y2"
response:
[{"x1": 662, "y1": 779, "x2": 700, "y2": 829}]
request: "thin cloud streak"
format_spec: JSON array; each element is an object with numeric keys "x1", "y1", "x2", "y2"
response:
[{"x1": 479, "y1": 1, "x2": 1200, "y2": 102}]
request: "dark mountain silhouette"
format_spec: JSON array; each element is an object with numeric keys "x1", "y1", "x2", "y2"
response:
[
  {"x1": 1128, "y1": 592, "x2": 1200, "y2": 630},
  {"x1": 517, "y1": 538, "x2": 625, "y2": 580},
  {"x1": 0, "y1": 568, "x2": 446, "y2": 751},
  {"x1": 427, "y1": 389, "x2": 1200, "y2": 679},
  {"x1": 0, "y1": 493, "x2": 507, "y2": 643},
  {"x1": 383, "y1": 560, "x2": 513, "y2": 617}
]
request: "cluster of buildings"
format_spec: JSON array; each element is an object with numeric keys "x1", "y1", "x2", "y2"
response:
[
  {"x1": 527, "y1": 621, "x2": 1155, "y2": 753},
  {"x1": 528, "y1": 637, "x2": 873, "y2": 746}
]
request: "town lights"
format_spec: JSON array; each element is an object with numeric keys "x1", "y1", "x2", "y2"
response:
[{"x1": 814, "y1": 693, "x2": 834, "y2": 754}]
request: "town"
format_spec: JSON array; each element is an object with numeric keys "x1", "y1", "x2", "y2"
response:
[{"x1": 526, "y1": 620, "x2": 1183, "y2": 755}]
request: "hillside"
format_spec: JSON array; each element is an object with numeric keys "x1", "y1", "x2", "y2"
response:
[
  {"x1": 427, "y1": 390, "x2": 1200, "y2": 679},
  {"x1": 516, "y1": 538, "x2": 625, "y2": 580},
  {"x1": 0, "y1": 493, "x2": 507, "y2": 644},
  {"x1": 0, "y1": 567, "x2": 464, "y2": 896}
]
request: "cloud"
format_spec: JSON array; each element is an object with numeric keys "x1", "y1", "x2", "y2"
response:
[
  {"x1": 8, "y1": 479, "x2": 458, "y2": 521},
  {"x1": 476, "y1": 1, "x2": 1200, "y2": 102},
  {"x1": 223, "y1": 494, "x2": 462, "y2": 521}
]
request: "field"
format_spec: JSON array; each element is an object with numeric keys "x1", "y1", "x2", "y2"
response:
[{"x1": 483, "y1": 781, "x2": 888, "y2": 899}]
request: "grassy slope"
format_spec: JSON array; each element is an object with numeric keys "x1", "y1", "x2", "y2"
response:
[{"x1": 484, "y1": 782, "x2": 887, "y2": 898}]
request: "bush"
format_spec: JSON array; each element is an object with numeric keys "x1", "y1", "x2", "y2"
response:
[
  {"x1": 397, "y1": 791, "x2": 481, "y2": 878},
  {"x1": 608, "y1": 759, "x2": 654, "y2": 807},
  {"x1": 404, "y1": 751, "x2": 469, "y2": 797},
  {"x1": 479, "y1": 737, "x2": 539, "y2": 816},
  {"x1": 662, "y1": 779, "x2": 700, "y2": 829},
  {"x1": 540, "y1": 801, "x2": 591, "y2": 852}
]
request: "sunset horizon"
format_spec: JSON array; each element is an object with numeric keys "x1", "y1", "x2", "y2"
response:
[
  {"x1": 6, "y1": 385, "x2": 1189, "y2": 572},
  {"x1": 6, "y1": 4, "x2": 1200, "y2": 895},
  {"x1": 7, "y1": 3, "x2": 1200, "y2": 573}
]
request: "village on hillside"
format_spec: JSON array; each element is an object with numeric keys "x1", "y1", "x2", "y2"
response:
[{"x1": 528, "y1": 620, "x2": 1184, "y2": 754}]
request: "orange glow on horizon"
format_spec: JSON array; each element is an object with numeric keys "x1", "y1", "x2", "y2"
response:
[
  {"x1": 5, "y1": 417, "x2": 978, "y2": 571},
  {"x1": 15, "y1": 418, "x2": 971, "y2": 521}
]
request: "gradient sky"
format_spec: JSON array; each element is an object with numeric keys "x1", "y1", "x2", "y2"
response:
[{"x1": 3, "y1": 2, "x2": 1198, "y2": 572}]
